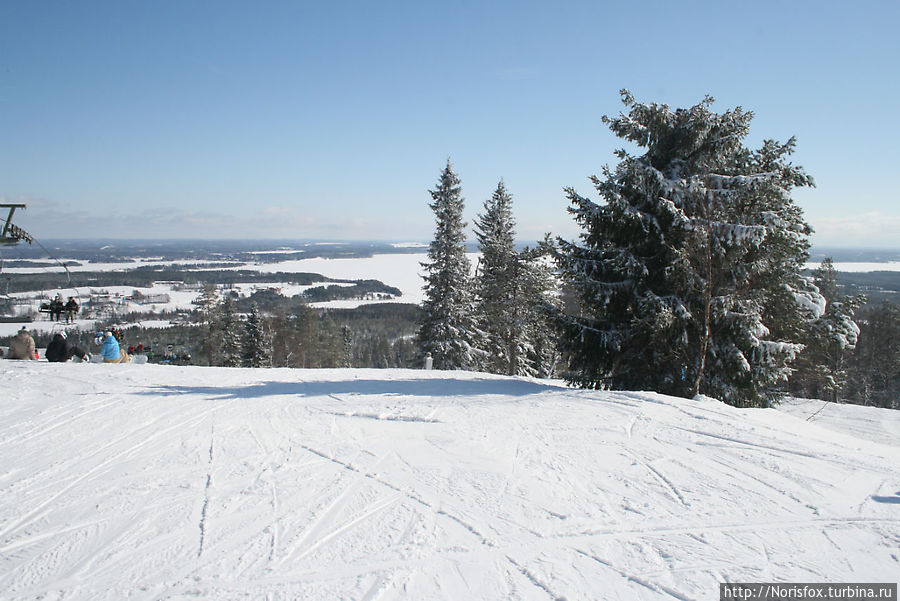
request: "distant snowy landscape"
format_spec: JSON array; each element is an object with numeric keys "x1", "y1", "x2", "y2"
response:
[
  {"x1": 1, "y1": 362, "x2": 898, "y2": 600},
  {"x1": 0, "y1": 251, "x2": 426, "y2": 335},
  {"x1": 3, "y1": 245, "x2": 898, "y2": 339},
  {"x1": 0, "y1": 251, "x2": 456, "y2": 337}
]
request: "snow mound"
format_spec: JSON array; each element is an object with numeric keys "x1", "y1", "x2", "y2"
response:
[{"x1": 1, "y1": 363, "x2": 898, "y2": 600}]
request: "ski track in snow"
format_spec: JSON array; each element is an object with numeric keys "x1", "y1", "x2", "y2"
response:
[
  {"x1": 197, "y1": 420, "x2": 215, "y2": 558},
  {"x1": 1, "y1": 362, "x2": 898, "y2": 600}
]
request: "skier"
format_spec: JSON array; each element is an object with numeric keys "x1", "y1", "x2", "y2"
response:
[
  {"x1": 101, "y1": 331, "x2": 131, "y2": 363},
  {"x1": 46, "y1": 331, "x2": 89, "y2": 362},
  {"x1": 7, "y1": 327, "x2": 37, "y2": 360}
]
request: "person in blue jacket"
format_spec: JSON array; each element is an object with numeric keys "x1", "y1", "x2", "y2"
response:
[{"x1": 101, "y1": 331, "x2": 131, "y2": 363}]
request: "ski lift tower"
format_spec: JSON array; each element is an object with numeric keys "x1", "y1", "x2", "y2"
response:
[
  {"x1": 1, "y1": 204, "x2": 34, "y2": 246},
  {"x1": 0, "y1": 204, "x2": 35, "y2": 322}
]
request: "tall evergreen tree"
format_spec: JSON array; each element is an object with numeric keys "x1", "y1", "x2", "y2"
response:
[
  {"x1": 519, "y1": 240, "x2": 563, "y2": 378},
  {"x1": 474, "y1": 181, "x2": 523, "y2": 375},
  {"x1": 195, "y1": 283, "x2": 221, "y2": 366},
  {"x1": 417, "y1": 160, "x2": 485, "y2": 370},
  {"x1": 241, "y1": 303, "x2": 272, "y2": 368},
  {"x1": 219, "y1": 295, "x2": 242, "y2": 367},
  {"x1": 268, "y1": 309, "x2": 295, "y2": 368},
  {"x1": 290, "y1": 305, "x2": 337, "y2": 368},
  {"x1": 557, "y1": 90, "x2": 819, "y2": 407},
  {"x1": 317, "y1": 312, "x2": 343, "y2": 367},
  {"x1": 473, "y1": 184, "x2": 560, "y2": 377}
]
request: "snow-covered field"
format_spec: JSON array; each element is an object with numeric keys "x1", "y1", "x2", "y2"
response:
[
  {"x1": 0, "y1": 251, "x2": 480, "y2": 337},
  {"x1": 0, "y1": 252, "x2": 440, "y2": 336},
  {"x1": 230, "y1": 253, "x2": 432, "y2": 307},
  {"x1": 803, "y1": 261, "x2": 900, "y2": 272},
  {"x1": 2, "y1": 258, "x2": 243, "y2": 274},
  {"x1": 1, "y1": 363, "x2": 897, "y2": 600},
  {"x1": 777, "y1": 397, "x2": 900, "y2": 447}
]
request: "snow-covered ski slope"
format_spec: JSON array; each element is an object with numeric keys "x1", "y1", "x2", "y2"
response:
[{"x1": 1, "y1": 363, "x2": 898, "y2": 600}]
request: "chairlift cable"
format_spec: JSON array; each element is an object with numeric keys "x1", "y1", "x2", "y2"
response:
[
  {"x1": 5, "y1": 236, "x2": 92, "y2": 324},
  {"x1": 31, "y1": 236, "x2": 72, "y2": 288},
  {"x1": 31, "y1": 236, "x2": 91, "y2": 307}
]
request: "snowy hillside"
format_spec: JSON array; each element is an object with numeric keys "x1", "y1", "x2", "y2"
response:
[{"x1": 1, "y1": 362, "x2": 898, "y2": 600}]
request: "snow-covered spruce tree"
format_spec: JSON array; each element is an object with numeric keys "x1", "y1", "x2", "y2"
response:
[
  {"x1": 195, "y1": 283, "x2": 221, "y2": 366},
  {"x1": 241, "y1": 303, "x2": 272, "y2": 368},
  {"x1": 417, "y1": 160, "x2": 486, "y2": 370},
  {"x1": 473, "y1": 185, "x2": 561, "y2": 377},
  {"x1": 473, "y1": 180, "x2": 527, "y2": 375},
  {"x1": 557, "y1": 90, "x2": 819, "y2": 407},
  {"x1": 792, "y1": 258, "x2": 865, "y2": 401},
  {"x1": 519, "y1": 239, "x2": 563, "y2": 378},
  {"x1": 219, "y1": 295, "x2": 242, "y2": 367}
]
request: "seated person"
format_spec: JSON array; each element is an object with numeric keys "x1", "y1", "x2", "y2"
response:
[
  {"x1": 64, "y1": 297, "x2": 79, "y2": 323},
  {"x1": 50, "y1": 295, "x2": 64, "y2": 322},
  {"x1": 7, "y1": 327, "x2": 36, "y2": 360},
  {"x1": 101, "y1": 331, "x2": 131, "y2": 363},
  {"x1": 46, "y1": 331, "x2": 89, "y2": 362}
]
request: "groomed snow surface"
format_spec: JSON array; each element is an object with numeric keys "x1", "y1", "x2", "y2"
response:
[{"x1": 1, "y1": 363, "x2": 898, "y2": 601}]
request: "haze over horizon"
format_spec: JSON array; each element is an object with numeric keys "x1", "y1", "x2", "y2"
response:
[{"x1": 2, "y1": 1, "x2": 898, "y2": 247}]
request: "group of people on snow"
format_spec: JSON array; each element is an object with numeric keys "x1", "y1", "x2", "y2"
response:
[{"x1": 4, "y1": 327, "x2": 138, "y2": 363}]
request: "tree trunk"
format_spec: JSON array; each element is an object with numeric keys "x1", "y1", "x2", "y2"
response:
[{"x1": 691, "y1": 226, "x2": 714, "y2": 398}]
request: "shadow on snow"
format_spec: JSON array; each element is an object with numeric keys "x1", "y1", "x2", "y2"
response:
[
  {"x1": 137, "y1": 376, "x2": 568, "y2": 401},
  {"x1": 871, "y1": 492, "x2": 900, "y2": 504}
]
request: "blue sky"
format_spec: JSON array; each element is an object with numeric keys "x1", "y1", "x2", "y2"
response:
[{"x1": 2, "y1": 1, "x2": 898, "y2": 247}]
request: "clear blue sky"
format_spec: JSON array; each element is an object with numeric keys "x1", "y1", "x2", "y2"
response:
[{"x1": 2, "y1": 1, "x2": 898, "y2": 247}]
